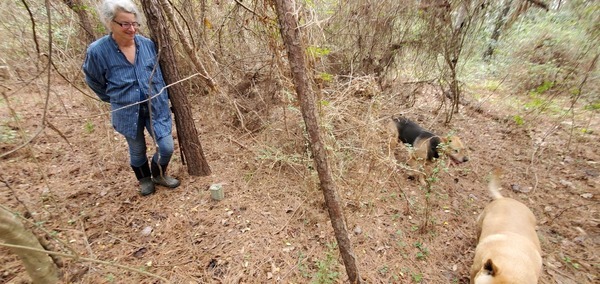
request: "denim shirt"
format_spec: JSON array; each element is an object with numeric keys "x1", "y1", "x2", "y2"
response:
[{"x1": 83, "y1": 34, "x2": 172, "y2": 140}]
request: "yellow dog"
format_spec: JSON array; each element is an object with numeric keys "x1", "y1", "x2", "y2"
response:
[{"x1": 470, "y1": 171, "x2": 542, "y2": 284}]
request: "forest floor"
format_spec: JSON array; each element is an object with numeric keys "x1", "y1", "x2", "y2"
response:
[{"x1": 1, "y1": 76, "x2": 598, "y2": 284}]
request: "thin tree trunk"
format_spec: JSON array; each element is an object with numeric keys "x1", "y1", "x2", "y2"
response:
[
  {"x1": 62, "y1": 0, "x2": 96, "y2": 44},
  {"x1": 0, "y1": 207, "x2": 59, "y2": 284},
  {"x1": 273, "y1": 0, "x2": 361, "y2": 283},
  {"x1": 442, "y1": 2, "x2": 464, "y2": 122},
  {"x1": 483, "y1": 0, "x2": 513, "y2": 61},
  {"x1": 157, "y1": 0, "x2": 217, "y2": 91},
  {"x1": 140, "y1": 0, "x2": 211, "y2": 176}
]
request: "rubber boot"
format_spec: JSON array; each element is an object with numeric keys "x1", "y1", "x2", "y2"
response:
[
  {"x1": 151, "y1": 160, "x2": 181, "y2": 188},
  {"x1": 131, "y1": 160, "x2": 155, "y2": 196}
]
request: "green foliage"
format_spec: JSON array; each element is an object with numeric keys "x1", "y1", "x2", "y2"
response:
[
  {"x1": 524, "y1": 92, "x2": 546, "y2": 110},
  {"x1": 490, "y1": 6, "x2": 598, "y2": 94},
  {"x1": 459, "y1": 1, "x2": 599, "y2": 110},
  {"x1": 563, "y1": 255, "x2": 581, "y2": 269},
  {"x1": 71, "y1": 4, "x2": 92, "y2": 12},
  {"x1": 412, "y1": 272, "x2": 424, "y2": 283},
  {"x1": 318, "y1": 72, "x2": 334, "y2": 82},
  {"x1": 484, "y1": 80, "x2": 502, "y2": 91},
  {"x1": 414, "y1": 241, "x2": 429, "y2": 260},
  {"x1": 584, "y1": 101, "x2": 600, "y2": 111},
  {"x1": 569, "y1": 0, "x2": 600, "y2": 38},
  {"x1": 523, "y1": 81, "x2": 567, "y2": 115},
  {"x1": 531, "y1": 81, "x2": 555, "y2": 95},
  {"x1": 307, "y1": 46, "x2": 331, "y2": 59},
  {"x1": 319, "y1": 100, "x2": 330, "y2": 107},
  {"x1": 297, "y1": 251, "x2": 311, "y2": 278},
  {"x1": 243, "y1": 171, "x2": 254, "y2": 182},
  {"x1": 84, "y1": 121, "x2": 95, "y2": 134},
  {"x1": 378, "y1": 265, "x2": 389, "y2": 276},
  {"x1": 425, "y1": 160, "x2": 446, "y2": 185},
  {"x1": 311, "y1": 242, "x2": 340, "y2": 284},
  {"x1": 0, "y1": 125, "x2": 17, "y2": 142},
  {"x1": 513, "y1": 115, "x2": 525, "y2": 126}
]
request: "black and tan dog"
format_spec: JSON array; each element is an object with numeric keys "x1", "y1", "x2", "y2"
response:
[
  {"x1": 470, "y1": 171, "x2": 542, "y2": 283},
  {"x1": 388, "y1": 116, "x2": 468, "y2": 167}
]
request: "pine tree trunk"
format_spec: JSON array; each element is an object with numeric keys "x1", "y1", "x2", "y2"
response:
[
  {"x1": 140, "y1": 0, "x2": 211, "y2": 176},
  {"x1": 62, "y1": 0, "x2": 96, "y2": 44},
  {"x1": 273, "y1": 0, "x2": 361, "y2": 282}
]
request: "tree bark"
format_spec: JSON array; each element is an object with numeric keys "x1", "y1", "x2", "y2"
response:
[
  {"x1": 62, "y1": 0, "x2": 96, "y2": 44},
  {"x1": 157, "y1": 0, "x2": 217, "y2": 91},
  {"x1": 0, "y1": 207, "x2": 59, "y2": 284},
  {"x1": 483, "y1": 0, "x2": 513, "y2": 61},
  {"x1": 140, "y1": 0, "x2": 211, "y2": 176},
  {"x1": 273, "y1": 0, "x2": 361, "y2": 283}
]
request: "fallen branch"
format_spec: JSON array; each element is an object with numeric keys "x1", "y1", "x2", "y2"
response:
[{"x1": 0, "y1": 242, "x2": 170, "y2": 283}]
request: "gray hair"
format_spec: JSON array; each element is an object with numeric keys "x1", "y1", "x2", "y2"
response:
[{"x1": 98, "y1": 0, "x2": 142, "y2": 29}]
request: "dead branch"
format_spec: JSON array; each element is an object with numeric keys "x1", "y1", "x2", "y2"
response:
[
  {"x1": 526, "y1": 0, "x2": 549, "y2": 11},
  {"x1": 0, "y1": 206, "x2": 59, "y2": 283},
  {"x1": 158, "y1": 0, "x2": 217, "y2": 90}
]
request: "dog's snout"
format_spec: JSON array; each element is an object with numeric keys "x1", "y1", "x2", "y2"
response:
[{"x1": 463, "y1": 156, "x2": 469, "y2": 162}]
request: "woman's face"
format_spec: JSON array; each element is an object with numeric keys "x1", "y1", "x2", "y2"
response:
[{"x1": 110, "y1": 11, "x2": 138, "y2": 41}]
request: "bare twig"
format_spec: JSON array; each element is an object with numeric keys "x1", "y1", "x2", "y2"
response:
[
  {"x1": 549, "y1": 204, "x2": 591, "y2": 225},
  {"x1": 44, "y1": 73, "x2": 201, "y2": 122},
  {"x1": 46, "y1": 120, "x2": 72, "y2": 147},
  {"x1": 166, "y1": 0, "x2": 196, "y2": 49},
  {"x1": 21, "y1": 0, "x2": 40, "y2": 58},
  {"x1": 566, "y1": 52, "x2": 599, "y2": 151},
  {"x1": 0, "y1": 204, "x2": 79, "y2": 259},
  {"x1": 0, "y1": 242, "x2": 170, "y2": 283},
  {"x1": 0, "y1": 177, "x2": 33, "y2": 218},
  {"x1": 0, "y1": 124, "x2": 45, "y2": 159},
  {"x1": 50, "y1": 60, "x2": 100, "y2": 101},
  {"x1": 233, "y1": 0, "x2": 267, "y2": 20},
  {"x1": 158, "y1": 0, "x2": 217, "y2": 90},
  {"x1": 275, "y1": 197, "x2": 307, "y2": 234}
]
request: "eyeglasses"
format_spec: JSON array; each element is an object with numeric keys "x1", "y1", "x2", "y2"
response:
[{"x1": 112, "y1": 20, "x2": 141, "y2": 29}]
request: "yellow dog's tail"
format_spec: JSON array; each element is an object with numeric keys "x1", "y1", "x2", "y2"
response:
[{"x1": 488, "y1": 168, "x2": 504, "y2": 200}]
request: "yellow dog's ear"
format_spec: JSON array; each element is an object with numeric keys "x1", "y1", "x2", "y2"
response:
[
  {"x1": 440, "y1": 136, "x2": 450, "y2": 143},
  {"x1": 443, "y1": 131, "x2": 458, "y2": 143},
  {"x1": 483, "y1": 259, "x2": 498, "y2": 276}
]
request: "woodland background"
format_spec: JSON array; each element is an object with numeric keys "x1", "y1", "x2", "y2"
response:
[{"x1": 0, "y1": 0, "x2": 598, "y2": 283}]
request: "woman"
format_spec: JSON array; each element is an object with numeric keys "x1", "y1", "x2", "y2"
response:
[{"x1": 83, "y1": 0, "x2": 180, "y2": 196}]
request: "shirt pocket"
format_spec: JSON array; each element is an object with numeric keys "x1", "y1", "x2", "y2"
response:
[{"x1": 143, "y1": 61, "x2": 162, "y2": 81}]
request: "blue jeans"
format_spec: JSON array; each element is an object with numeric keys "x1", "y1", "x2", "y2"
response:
[{"x1": 126, "y1": 104, "x2": 174, "y2": 167}]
